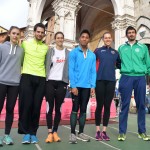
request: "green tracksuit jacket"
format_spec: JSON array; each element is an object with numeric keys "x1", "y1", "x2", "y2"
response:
[{"x1": 118, "y1": 41, "x2": 150, "y2": 76}]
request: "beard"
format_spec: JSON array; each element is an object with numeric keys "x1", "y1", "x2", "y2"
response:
[
  {"x1": 128, "y1": 36, "x2": 136, "y2": 41},
  {"x1": 129, "y1": 38, "x2": 135, "y2": 41}
]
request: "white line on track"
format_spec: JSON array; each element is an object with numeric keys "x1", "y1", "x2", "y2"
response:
[
  {"x1": 130, "y1": 115, "x2": 150, "y2": 128},
  {"x1": 62, "y1": 125, "x2": 122, "y2": 150},
  {"x1": 108, "y1": 126, "x2": 150, "y2": 136},
  {"x1": 129, "y1": 114, "x2": 150, "y2": 127},
  {"x1": 109, "y1": 126, "x2": 138, "y2": 134},
  {"x1": 35, "y1": 143, "x2": 43, "y2": 150}
]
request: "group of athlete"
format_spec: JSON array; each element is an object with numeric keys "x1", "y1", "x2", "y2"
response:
[{"x1": 0, "y1": 23, "x2": 150, "y2": 146}]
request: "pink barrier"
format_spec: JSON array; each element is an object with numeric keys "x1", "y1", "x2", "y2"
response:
[
  {"x1": 0, "y1": 99, "x2": 19, "y2": 121},
  {"x1": 36, "y1": 98, "x2": 55, "y2": 120},
  {"x1": 0, "y1": 101, "x2": 6, "y2": 121},
  {"x1": 0, "y1": 98, "x2": 116, "y2": 121},
  {"x1": 109, "y1": 100, "x2": 117, "y2": 118},
  {"x1": 0, "y1": 99, "x2": 48, "y2": 121},
  {"x1": 90, "y1": 98, "x2": 116, "y2": 119},
  {"x1": 40, "y1": 98, "x2": 46, "y2": 120},
  {"x1": 90, "y1": 98, "x2": 97, "y2": 119},
  {"x1": 61, "y1": 98, "x2": 72, "y2": 120}
]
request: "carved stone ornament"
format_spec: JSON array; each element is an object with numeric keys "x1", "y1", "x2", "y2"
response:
[{"x1": 112, "y1": 15, "x2": 136, "y2": 30}]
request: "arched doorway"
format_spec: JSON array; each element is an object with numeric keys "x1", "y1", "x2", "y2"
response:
[
  {"x1": 76, "y1": 0, "x2": 115, "y2": 50},
  {"x1": 26, "y1": 0, "x2": 135, "y2": 49}
]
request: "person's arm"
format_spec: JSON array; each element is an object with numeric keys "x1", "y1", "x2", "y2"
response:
[
  {"x1": 144, "y1": 45, "x2": 150, "y2": 73},
  {"x1": 144, "y1": 45, "x2": 150, "y2": 87},
  {"x1": 148, "y1": 76, "x2": 150, "y2": 88},
  {"x1": 69, "y1": 51, "x2": 76, "y2": 88},
  {"x1": 118, "y1": 46, "x2": 121, "y2": 56},
  {"x1": 69, "y1": 51, "x2": 78, "y2": 95},
  {"x1": 21, "y1": 48, "x2": 25, "y2": 67},
  {"x1": 0, "y1": 46, "x2": 2, "y2": 63},
  {"x1": 90, "y1": 54, "x2": 96, "y2": 96},
  {"x1": 45, "y1": 49, "x2": 50, "y2": 66},
  {"x1": 94, "y1": 48, "x2": 98, "y2": 58},
  {"x1": 116, "y1": 53, "x2": 121, "y2": 69},
  {"x1": 94, "y1": 48, "x2": 100, "y2": 72},
  {"x1": 20, "y1": 41, "x2": 25, "y2": 66},
  {"x1": 20, "y1": 41, "x2": 24, "y2": 49}
]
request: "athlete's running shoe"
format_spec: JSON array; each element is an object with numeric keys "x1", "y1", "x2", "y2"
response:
[
  {"x1": 22, "y1": 134, "x2": 31, "y2": 144},
  {"x1": 95, "y1": 131, "x2": 102, "y2": 141},
  {"x1": 77, "y1": 133, "x2": 90, "y2": 142},
  {"x1": 45, "y1": 133, "x2": 53, "y2": 143},
  {"x1": 118, "y1": 134, "x2": 126, "y2": 141},
  {"x1": 53, "y1": 132, "x2": 61, "y2": 142},
  {"x1": 69, "y1": 133, "x2": 77, "y2": 144},
  {"x1": 0, "y1": 138, "x2": 3, "y2": 146},
  {"x1": 31, "y1": 135, "x2": 39, "y2": 144},
  {"x1": 101, "y1": 131, "x2": 110, "y2": 141},
  {"x1": 138, "y1": 133, "x2": 150, "y2": 141},
  {"x1": 3, "y1": 135, "x2": 14, "y2": 145}
]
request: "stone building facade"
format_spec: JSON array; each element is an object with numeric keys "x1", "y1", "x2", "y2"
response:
[
  {"x1": 134, "y1": 0, "x2": 150, "y2": 50},
  {"x1": 25, "y1": 0, "x2": 150, "y2": 51}
]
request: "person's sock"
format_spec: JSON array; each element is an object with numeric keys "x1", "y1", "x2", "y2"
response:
[
  {"x1": 70, "y1": 111, "x2": 78, "y2": 134},
  {"x1": 79, "y1": 113, "x2": 86, "y2": 134}
]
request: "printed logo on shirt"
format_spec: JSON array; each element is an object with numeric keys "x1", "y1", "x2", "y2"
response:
[
  {"x1": 101, "y1": 50, "x2": 106, "y2": 52},
  {"x1": 111, "y1": 51, "x2": 115, "y2": 54},
  {"x1": 56, "y1": 57, "x2": 66, "y2": 63},
  {"x1": 135, "y1": 48, "x2": 140, "y2": 52}
]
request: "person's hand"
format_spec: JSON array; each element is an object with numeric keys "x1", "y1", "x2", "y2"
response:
[
  {"x1": 147, "y1": 85, "x2": 150, "y2": 91},
  {"x1": 148, "y1": 76, "x2": 150, "y2": 89},
  {"x1": 71, "y1": 88, "x2": 78, "y2": 96},
  {"x1": 91, "y1": 88, "x2": 95, "y2": 97}
]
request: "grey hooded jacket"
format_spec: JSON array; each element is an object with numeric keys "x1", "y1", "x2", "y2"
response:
[
  {"x1": 45, "y1": 47, "x2": 69, "y2": 84},
  {"x1": 0, "y1": 41, "x2": 24, "y2": 86}
]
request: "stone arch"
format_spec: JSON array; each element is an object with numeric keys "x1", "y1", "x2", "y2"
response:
[
  {"x1": 111, "y1": 0, "x2": 122, "y2": 15},
  {"x1": 76, "y1": 0, "x2": 135, "y2": 50},
  {"x1": 77, "y1": 0, "x2": 115, "y2": 50},
  {"x1": 27, "y1": 0, "x2": 47, "y2": 26},
  {"x1": 26, "y1": 0, "x2": 135, "y2": 48},
  {"x1": 111, "y1": 0, "x2": 134, "y2": 16},
  {"x1": 136, "y1": 16, "x2": 150, "y2": 44},
  {"x1": 36, "y1": 0, "x2": 47, "y2": 23},
  {"x1": 137, "y1": 16, "x2": 150, "y2": 31}
]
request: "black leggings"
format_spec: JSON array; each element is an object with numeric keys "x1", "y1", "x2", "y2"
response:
[
  {"x1": 0, "y1": 83, "x2": 19, "y2": 135},
  {"x1": 45, "y1": 80, "x2": 67, "y2": 132},
  {"x1": 95, "y1": 80, "x2": 116, "y2": 126},
  {"x1": 18, "y1": 74, "x2": 45, "y2": 135},
  {"x1": 71, "y1": 88, "x2": 90, "y2": 113},
  {"x1": 70, "y1": 88, "x2": 90, "y2": 134}
]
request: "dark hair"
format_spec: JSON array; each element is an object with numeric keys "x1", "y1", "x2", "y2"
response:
[
  {"x1": 54, "y1": 31, "x2": 64, "y2": 39},
  {"x1": 102, "y1": 32, "x2": 111, "y2": 38},
  {"x1": 126, "y1": 26, "x2": 136, "y2": 36},
  {"x1": 4, "y1": 26, "x2": 20, "y2": 42},
  {"x1": 80, "y1": 29, "x2": 91, "y2": 38},
  {"x1": 34, "y1": 23, "x2": 45, "y2": 32}
]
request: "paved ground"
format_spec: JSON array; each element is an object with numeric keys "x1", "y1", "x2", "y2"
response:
[{"x1": 0, "y1": 114, "x2": 150, "y2": 150}]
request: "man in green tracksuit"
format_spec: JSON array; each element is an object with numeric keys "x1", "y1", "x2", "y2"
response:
[
  {"x1": 18, "y1": 23, "x2": 48, "y2": 144},
  {"x1": 118, "y1": 26, "x2": 150, "y2": 141}
]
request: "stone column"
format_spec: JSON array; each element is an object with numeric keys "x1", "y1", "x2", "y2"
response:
[
  {"x1": 112, "y1": 0, "x2": 136, "y2": 80},
  {"x1": 112, "y1": 14, "x2": 136, "y2": 49},
  {"x1": 52, "y1": 0, "x2": 81, "y2": 49},
  {"x1": 111, "y1": 0, "x2": 136, "y2": 49},
  {"x1": 45, "y1": 16, "x2": 55, "y2": 45},
  {"x1": 25, "y1": 0, "x2": 46, "y2": 39},
  {"x1": 111, "y1": 13, "x2": 136, "y2": 79}
]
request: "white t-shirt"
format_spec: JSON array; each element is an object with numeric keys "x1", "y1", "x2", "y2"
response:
[{"x1": 48, "y1": 48, "x2": 66, "y2": 80}]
